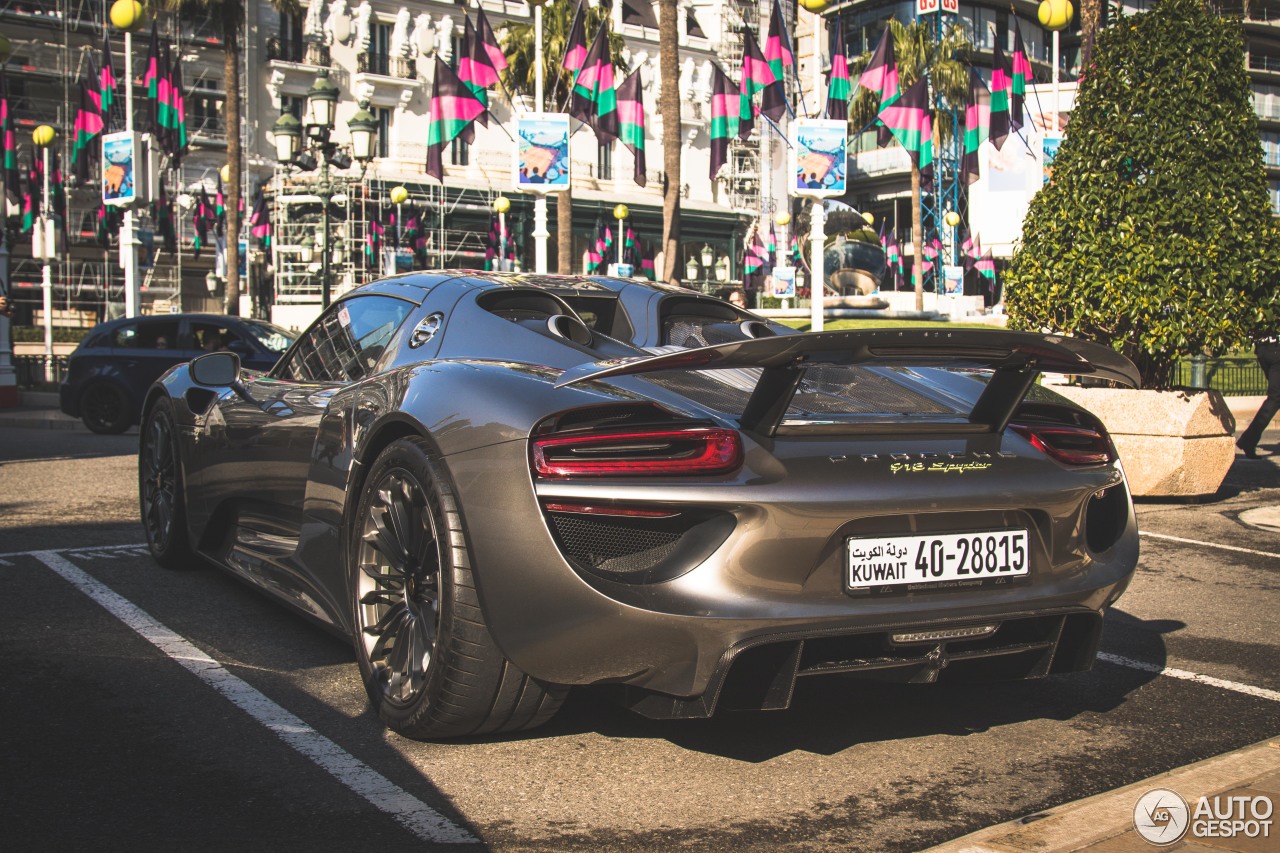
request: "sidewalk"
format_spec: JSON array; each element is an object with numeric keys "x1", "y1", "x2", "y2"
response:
[
  {"x1": 0, "y1": 391, "x2": 85, "y2": 431},
  {"x1": 929, "y1": 737, "x2": 1280, "y2": 852}
]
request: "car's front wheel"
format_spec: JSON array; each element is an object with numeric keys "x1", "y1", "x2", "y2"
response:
[
  {"x1": 139, "y1": 400, "x2": 194, "y2": 569},
  {"x1": 351, "y1": 437, "x2": 566, "y2": 739},
  {"x1": 81, "y1": 381, "x2": 131, "y2": 434}
]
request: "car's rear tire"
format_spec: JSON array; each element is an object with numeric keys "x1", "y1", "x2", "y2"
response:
[
  {"x1": 81, "y1": 382, "x2": 131, "y2": 434},
  {"x1": 139, "y1": 401, "x2": 195, "y2": 569},
  {"x1": 351, "y1": 436, "x2": 566, "y2": 739}
]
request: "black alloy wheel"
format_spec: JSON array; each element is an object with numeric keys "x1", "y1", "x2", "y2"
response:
[
  {"x1": 138, "y1": 401, "x2": 193, "y2": 569},
  {"x1": 352, "y1": 437, "x2": 567, "y2": 739},
  {"x1": 81, "y1": 382, "x2": 131, "y2": 434},
  {"x1": 356, "y1": 467, "x2": 442, "y2": 707}
]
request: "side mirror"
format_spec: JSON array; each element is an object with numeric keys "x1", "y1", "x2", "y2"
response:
[{"x1": 190, "y1": 351, "x2": 241, "y2": 387}]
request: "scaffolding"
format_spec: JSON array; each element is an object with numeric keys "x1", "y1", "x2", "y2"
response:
[{"x1": 721, "y1": 0, "x2": 763, "y2": 215}]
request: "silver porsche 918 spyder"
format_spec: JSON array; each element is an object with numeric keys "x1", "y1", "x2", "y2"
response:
[{"x1": 138, "y1": 272, "x2": 1140, "y2": 739}]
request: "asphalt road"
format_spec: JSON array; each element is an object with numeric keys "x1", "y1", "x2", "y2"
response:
[{"x1": 1, "y1": 425, "x2": 1277, "y2": 851}]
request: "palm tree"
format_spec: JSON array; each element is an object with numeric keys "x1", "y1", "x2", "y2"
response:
[
  {"x1": 657, "y1": 0, "x2": 679, "y2": 284},
  {"x1": 157, "y1": 0, "x2": 297, "y2": 315},
  {"x1": 850, "y1": 19, "x2": 970, "y2": 311},
  {"x1": 1080, "y1": 0, "x2": 1100, "y2": 68},
  {"x1": 502, "y1": 2, "x2": 623, "y2": 274}
]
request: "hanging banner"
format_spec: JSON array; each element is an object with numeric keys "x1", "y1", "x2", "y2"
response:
[
  {"x1": 790, "y1": 119, "x2": 848, "y2": 199},
  {"x1": 513, "y1": 113, "x2": 571, "y2": 193},
  {"x1": 102, "y1": 131, "x2": 139, "y2": 207}
]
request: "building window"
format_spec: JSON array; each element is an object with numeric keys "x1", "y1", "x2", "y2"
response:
[
  {"x1": 376, "y1": 107, "x2": 390, "y2": 159},
  {"x1": 363, "y1": 22, "x2": 391, "y2": 75},
  {"x1": 190, "y1": 79, "x2": 223, "y2": 137},
  {"x1": 277, "y1": 12, "x2": 304, "y2": 63},
  {"x1": 598, "y1": 141, "x2": 613, "y2": 181},
  {"x1": 451, "y1": 136, "x2": 470, "y2": 167},
  {"x1": 281, "y1": 95, "x2": 304, "y2": 120}
]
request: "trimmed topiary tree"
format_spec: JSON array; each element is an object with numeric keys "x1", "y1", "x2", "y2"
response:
[{"x1": 1005, "y1": 0, "x2": 1280, "y2": 389}]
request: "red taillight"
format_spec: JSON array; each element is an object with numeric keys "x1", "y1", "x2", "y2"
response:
[
  {"x1": 1011, "y1": 424, "x2": 1115, "y2": 466},
  {"x1": 531, "y1": 427, "x2": 743, "y2": 478}
]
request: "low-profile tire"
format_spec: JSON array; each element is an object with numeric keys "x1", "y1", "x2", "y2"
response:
[
  {"x1": 81, "y1": 382, "x2": 131, "y2": 434},
  {"x1": 351, "y1": 436, "x2": 567, "y2": 739},
  {"x1": 139, "y1": 400, "x2": 195, "y2": 569}
]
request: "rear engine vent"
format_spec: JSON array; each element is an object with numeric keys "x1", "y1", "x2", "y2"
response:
[
  {"x1": 544, "y1": 505, "x2": 734, "y2": 584},
  {"x1": 1085, "y1": 483, "x2": 1130, "y2": 554}
]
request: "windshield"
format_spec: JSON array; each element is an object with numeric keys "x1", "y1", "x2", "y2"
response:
[{"x1": 240, "y1": 320, "x2": 296, "y2": 353}]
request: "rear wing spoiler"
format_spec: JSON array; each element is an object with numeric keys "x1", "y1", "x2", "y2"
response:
[{"x1": 555, "y1": 328, "x2": 1139, "y2": 437}]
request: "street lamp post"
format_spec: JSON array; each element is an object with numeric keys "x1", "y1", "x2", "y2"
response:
[
  {"x1": 0, "y1": 30, "x2": 16, "y2": 406},
  {"x1": 110, "y1": 0, "x2": 144, "y2": 319},
  {"x1": 33, "y1": 125, "x2": 55, "y2": 382},
  {"x1": 494, "y1": 196, "x2": 510, "y2": 270},
  {"x1": 272, "y1": 71, "x2": 376, "y2": 309},
  {"x1": 530, "y1": 0, "x2": 549, "y2": 273},
  {"x1": 613, "y1": 204, "x2": 629, "y2": 267}
]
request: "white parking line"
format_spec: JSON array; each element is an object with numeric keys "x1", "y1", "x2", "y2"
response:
[
  {"x1": 1098, "y1": 652, "x2": 1280, "y2": 703},
  {"x1": 29, "y1": 549, "x2": 478, "y2": 846},
  {"x1": 1140, "y1": 530, "x2": 1280, "y2": 560}
]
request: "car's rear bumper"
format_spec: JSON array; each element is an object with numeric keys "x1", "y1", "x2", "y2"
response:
[{"x1": 445, "y1": 434, "x2": 1140, "y2": 714}]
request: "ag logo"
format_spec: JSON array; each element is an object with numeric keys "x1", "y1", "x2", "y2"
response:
[{"x1": 1134, "y1": 788, "x2": 1190, "y2": 845}]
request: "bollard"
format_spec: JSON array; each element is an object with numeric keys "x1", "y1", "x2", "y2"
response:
[{"x1": 1189, "y1": 354, "x2": 1208, "y2": 390}]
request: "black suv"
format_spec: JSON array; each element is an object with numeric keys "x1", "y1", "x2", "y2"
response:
[{"x1": 59, "y1": 313, "x2": 295, "y2": 433}]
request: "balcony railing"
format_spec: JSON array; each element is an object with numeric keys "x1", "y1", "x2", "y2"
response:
[
  {"x1": 357, "y1": 53, "x2": 415, "y2": 80},
  {"x1": 266, "y1": 37, "x2": 330, "y2": 67}
]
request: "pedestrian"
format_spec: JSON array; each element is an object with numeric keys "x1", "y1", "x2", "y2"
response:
[
  {"x1": 1236, "y1": 333, "x2": 1280, "y2": 458},
  {"x1": 0, "y1": 293, "x2": 11, "y2": 317}
]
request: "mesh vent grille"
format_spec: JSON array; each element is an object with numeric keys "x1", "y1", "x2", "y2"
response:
[
  {"x1": 548, "y1": 513, "x2": 685, "y2": 576},
  {"x1": 645, "y1": 366, "x2": 955, "y2": 417}
]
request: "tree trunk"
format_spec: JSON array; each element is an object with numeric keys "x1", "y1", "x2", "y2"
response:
[
  {"x1": 1080, "y1": 0, "x2": 1101, "y2": 69},
  {"x1": 224, "y1": 29, "x2": 240, "y2": 316},
  {"x1": 658, "y1": 0, "x2": 681, "y2": 285},
  {"x1": 557, "y1": 187, "x2": 572, "y2": 273},
  {"x1": 911, "y1": 162, "x2": 923, "y2": 312}
]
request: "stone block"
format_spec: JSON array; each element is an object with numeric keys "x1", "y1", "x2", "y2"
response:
[{"x1": 1048, "y1": 387, "x2": 1235, "y2": 497}]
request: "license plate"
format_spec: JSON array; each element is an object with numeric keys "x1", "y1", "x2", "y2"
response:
[{"x1": 845, "y1": 529, "x2": 1030, "y2": 594}]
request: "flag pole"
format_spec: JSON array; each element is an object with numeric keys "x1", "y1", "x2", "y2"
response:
[
  {"x1": 533, "y1": 1, "x2": 548, "y2": 274},
  {"x1": 808, "y1": 4, "x2": 824, "y2": 332}
]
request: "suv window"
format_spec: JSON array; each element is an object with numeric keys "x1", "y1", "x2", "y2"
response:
[
  {"x1": 278, "y1": 295, "x2": 414, "y2": 383},
  {"x1": 191, "y1": 321, "x2": 248, "y2": 354},
  {"x1": 113, "y1": 319, "x2": 181, "y2": 350}
]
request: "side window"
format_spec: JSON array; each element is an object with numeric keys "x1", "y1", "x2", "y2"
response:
[
  {"x1": 114, "y1": 320, "x2": 179, "y2": 349},
  {"x1": 279, "y1": 295, "x2": 414, "y2": 383},
  {"x1": 191, "y1": 322, "x2": 247, "y2": 354}
]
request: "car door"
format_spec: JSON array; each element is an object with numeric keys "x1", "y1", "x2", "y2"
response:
[
  {"x1": 192, "y1": 295, "x2": 416, "y2": 624},
  {"x1": 111, "y1": 317, "x2": 183, "y2": 407}
]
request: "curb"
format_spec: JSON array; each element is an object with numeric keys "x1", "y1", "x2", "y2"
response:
[
  {"x1": 0, "y1": 411, "x2": 86, "y2": 431},
  {"x1": 928, "y1": 737, "x2": 1280, "y2": 852}
]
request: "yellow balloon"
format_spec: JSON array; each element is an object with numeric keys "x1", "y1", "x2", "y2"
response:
[
  {"x1": 1038, "y1": 0, "x2": 1074, "y2": 32},
  {"x1": 613, "y1": 203, "x2": 629, "y2": 221},
  {"x1": 493, "y1": 196, "x2": 511, "y2": 214},
  {"x1": 32, "y1": 125, "x2": 55, "y2": 147},
  {"x1": 220, "y1": 164, "x2": 231, "y2": 184},
  {"x1": 944, "y1": 210, "x2": 962, "y2": 228},
  {"x1": 109, "y1": 0, "x2": 144, "y2": 32},
  {"x1": 798, "y1": 0, "x2": 829, "y2": 11},
  {"x1": 390, "y1": 185, "x2": 408, "y2": 205},
  {"x1": 775, "y1": 212, "x2": 791, "y2": 227}
]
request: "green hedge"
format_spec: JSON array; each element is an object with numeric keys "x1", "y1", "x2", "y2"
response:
[{"x1": 9, "y1": 326, "x2": 91, "y2": 343}]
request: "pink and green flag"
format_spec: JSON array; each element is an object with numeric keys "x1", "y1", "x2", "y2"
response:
[
  {"x1": 990, "y1": 38, "x2": 1012, "y2": 151},
  {"x1": 72, "y1": 62, "x2": 105, "y2": 183},
  {"x1": 709, "y1": 63, "x2": 736, "y2": 181},
  {"x1": 100, "y1": 32, "x2": 117, "y2": 130},
  {"x1": 877, "y1": 76, "x2": 932, "y2": 172},
  {"x1": 1, "y1": 69, "x2": 21, "y2": 202},
  {"x1": 761, "y1": 0, "x2": 793, "y2": 121},
  {"x1": 616, "y1": 67, "x2": 646, "y2": 187},
  {"x1": 737, "y1": 30, "x2": 776, "y2": 141},
  {"x1": 962, "y1": 68, "x2": 990, "y2": 186},
  {"x1": 21, "y1": 152, "x2": 40, "y2": 234},
  {"x1": 563, "y1": 0, "x2": 588, "y2": 77},
  {"x1": 860, "y1": 26, "x2": 899, "y2": 146},
  {"x1": 826, "y1": 25, "x2": 851, "y2": 122},
  {"x1": 425, "y1": 56, "x2": 487, "y2": 181},
  {"x1": 976, "y1": 249, "x2": 997, "y2": 291},
  {"x1": 474, "y1": 7, "x2": 508, "y2": 77},
  {"x1": 457, "y1": 16, "x2": 490, "y2": 126},
  {"x1": 1011, "y1": 22, "x2": 1033, "y2": 131},
  {"x1": 743, "y1": 227, "x2": 766, "y2": 276},
  {"x1": 570, "y1": 22, "x2": 618, "y2": 143}
]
